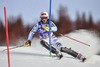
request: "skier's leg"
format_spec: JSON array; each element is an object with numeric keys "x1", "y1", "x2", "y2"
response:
[
  {"x1": 54, "y1": 42, "x2": 86, "y2": 62},
  {"x1": 40, "y1": 40, "x2": 63, "y2": 59},
  {"x1": 61, "y1": 47, "x2": 78, "y2": 57},
  {"x1": 40, "y1": 40, "x2": 56, "y2": 53},
  {"x1": 61, "y1": 47, "x2": 86, "y2": 62}
]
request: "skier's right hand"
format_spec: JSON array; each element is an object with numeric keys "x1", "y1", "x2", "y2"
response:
[{"x1": 24, "y1": 40, "x2": 31, "y2": 47}]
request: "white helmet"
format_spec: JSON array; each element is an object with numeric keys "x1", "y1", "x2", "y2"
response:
[{"x1": 40, "y1": 11, "x2": 49, "y2": 18}]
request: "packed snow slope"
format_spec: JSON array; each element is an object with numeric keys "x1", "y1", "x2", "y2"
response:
[{"x1": 0, "y1": 30, "x2": 100, "y2": 67}]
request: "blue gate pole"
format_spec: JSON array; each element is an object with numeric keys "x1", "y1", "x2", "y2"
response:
[{"x1": 49, "y1": 0, "x2": 52, "y2": 56}]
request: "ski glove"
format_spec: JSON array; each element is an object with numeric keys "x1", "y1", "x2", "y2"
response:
[
  {"x1": 24, "y1": 40, "x2": 31, "y2": 47},
  {"x1": 43, "y1": 25, "x2": 49, "y2": 31}
]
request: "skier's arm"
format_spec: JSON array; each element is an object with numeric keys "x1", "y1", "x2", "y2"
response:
[
  {"x1": 28, "y1": 23, "x2": 38, "y2": 41},
  {"x1": 24, "y1": 23, "x2": 38, "y2": 47}
]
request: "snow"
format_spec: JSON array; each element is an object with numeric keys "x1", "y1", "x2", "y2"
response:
[{"x1": 0, "y1": 30, "x2": 100, "y2": 67}]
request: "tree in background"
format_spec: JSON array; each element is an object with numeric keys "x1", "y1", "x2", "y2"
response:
[
  {"x1": 87, "y1": 13, "x2": 95, "y2": 30},
  {"x1": 95, "y1": 21, "x2": 100, "y2": 33},
  {"x1": 75, "y1": 12, "x2": 83, "y2": 30},
  {"x1": 56, "y1": 5, "x2": 72, "y2": 34},
  {"x1": 0, "y1": 20, "x2": 5, "y2": 45}
]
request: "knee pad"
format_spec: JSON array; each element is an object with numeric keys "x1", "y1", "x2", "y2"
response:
[
  {"x1": 55, "y1": 42, "x2": 62, "y2": 47},
  {"x1": 55, "y1": 42, "x2": 62, "y2": 50}
]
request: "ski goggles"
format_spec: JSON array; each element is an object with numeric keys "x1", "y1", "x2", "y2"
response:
[{"x1": 41, "y1": 17, "x2": 48, "y2": 20}]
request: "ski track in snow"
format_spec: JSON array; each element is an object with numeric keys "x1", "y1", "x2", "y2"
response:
[{"x1": 0, "y1": 30, "x2": 100, "y2": 67}]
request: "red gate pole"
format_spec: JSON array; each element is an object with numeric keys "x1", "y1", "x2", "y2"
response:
[
  {"x1": 58, "y1": 33, "x2": 90, "y2": 47},
  {"x1": 4, "y1": 6, "x2": 11, "y2": 67}
]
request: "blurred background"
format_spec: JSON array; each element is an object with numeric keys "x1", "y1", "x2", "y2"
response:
[{"x1": 0, "y1": 0, "x2": 100, "y2": 53}]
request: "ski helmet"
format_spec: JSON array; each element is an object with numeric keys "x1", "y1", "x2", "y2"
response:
[{"x1": 40, "y1": 11, "x2": 48, "y2": 18}]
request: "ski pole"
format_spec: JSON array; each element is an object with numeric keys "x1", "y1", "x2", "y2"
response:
[
  {"x1": 2, "y1": 45, "x2": 24, "y2": 52},
  {"x1": 57, "y1": 33, "x2": 90, "y2": 47}
]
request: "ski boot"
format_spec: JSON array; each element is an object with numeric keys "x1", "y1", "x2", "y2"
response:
[
  {"x1": 55, "y1": 51, "x2": 63, "y2": 59},
  {"x1": 76, "y1": 53, "x2": 87, "y2": 62}
]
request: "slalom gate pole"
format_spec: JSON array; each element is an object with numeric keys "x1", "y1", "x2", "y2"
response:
[
  {"x1": 4, "y1": 7, "x2": 11, "y2": 67},
  {"x1": 58, "y1": 33, "x2": 90, "y2": 47},
  {"x1": 49, "y1": 0, "x2": 52, "y2": 56}
]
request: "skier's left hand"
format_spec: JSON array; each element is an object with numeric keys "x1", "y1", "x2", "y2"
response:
[{"x1": 43, "y1": 26, "x2": 49, "y2": 31}]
